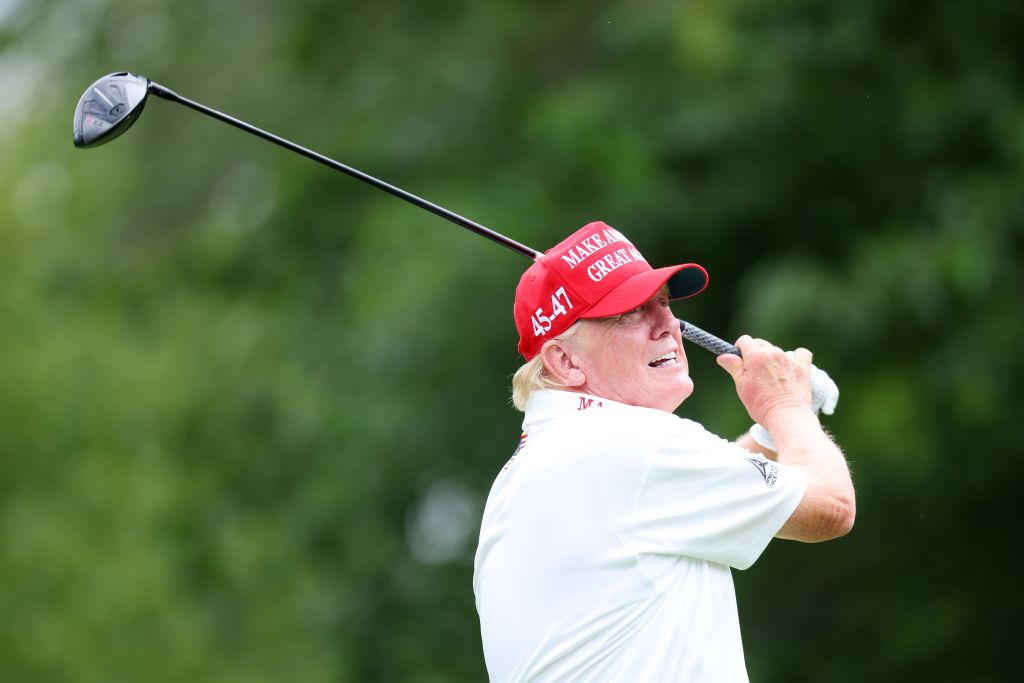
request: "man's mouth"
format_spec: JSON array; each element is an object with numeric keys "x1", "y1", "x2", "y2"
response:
[{"x1": 648, "y1": 352, "x2": 678, "y2": 368}]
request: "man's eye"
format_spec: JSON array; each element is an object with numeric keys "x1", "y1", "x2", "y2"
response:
[{"x1": 608, "y1": 307, "x2": 640, "y2": 324}]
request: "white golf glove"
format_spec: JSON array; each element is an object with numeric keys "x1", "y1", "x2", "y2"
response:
[{"x1": 749, "y1": 360, "x2": 839, "y2": 451}]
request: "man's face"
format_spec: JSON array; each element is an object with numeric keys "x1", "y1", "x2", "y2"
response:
[{"x1": 571, "y1": 289, "x2": 693, "y2": 412}]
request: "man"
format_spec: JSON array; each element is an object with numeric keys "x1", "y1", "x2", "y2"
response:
[{"x1": 473, "y1": 221, "x2": 855, "y2": 682}]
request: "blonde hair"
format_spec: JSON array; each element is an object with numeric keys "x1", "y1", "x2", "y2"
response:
[{"x1": 511, "y1": 322, "x2": 584, "y2": 411}]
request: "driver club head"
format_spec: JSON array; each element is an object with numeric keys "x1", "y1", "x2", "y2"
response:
[{"x1": 73, "y1": 72, "x2": 151, "y2": 148}]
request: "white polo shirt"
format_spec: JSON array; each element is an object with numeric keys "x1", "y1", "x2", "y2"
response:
[{"x1": 473, "y1": 390, "x2": 807, "y2": 682}]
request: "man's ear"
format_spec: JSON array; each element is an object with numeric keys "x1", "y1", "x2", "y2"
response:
[{"x1": 539, "y1": 340, "x2": 586, "y2": 387}]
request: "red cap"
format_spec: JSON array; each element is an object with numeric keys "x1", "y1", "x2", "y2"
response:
[{"x1": 514, "y1": 221, "x2": 708, "y2": 359}]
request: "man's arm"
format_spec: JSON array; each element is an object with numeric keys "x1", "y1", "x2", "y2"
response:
[
  {"x1": 760, "y1": 405, "x2": 854, "y2": 542},
  {"x1": 719, "y1": 337, "x2": 855, "y2": 543}
]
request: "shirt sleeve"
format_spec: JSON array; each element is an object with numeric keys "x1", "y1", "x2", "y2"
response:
[{"x1": 630, "y1": 420, "x2": 807, "y2": 570}]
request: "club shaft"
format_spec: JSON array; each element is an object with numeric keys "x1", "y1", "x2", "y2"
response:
[
  {"x1": 147, "y1": 81, "x2": 542, "y2": 260},
  {"x1": 148, "y1": 81, "x2": 735, "y2": 357}
]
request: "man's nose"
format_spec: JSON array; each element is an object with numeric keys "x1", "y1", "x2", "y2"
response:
[{"x1": 649, "y1": 303, "x2": 676, "y2": 337}]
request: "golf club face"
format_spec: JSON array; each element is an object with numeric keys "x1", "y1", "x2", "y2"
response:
[{"x1": 73, "y1": 72, "x2": 150, "y2": 148}]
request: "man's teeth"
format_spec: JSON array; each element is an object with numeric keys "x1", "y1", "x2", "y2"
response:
[{"x1": 649, "y1": 352, "x2": 677, "y2": 368}]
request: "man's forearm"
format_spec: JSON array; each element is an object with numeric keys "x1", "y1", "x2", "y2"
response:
[{"x1": 765, "y1": 406, "x2": 855, "y2": 542}]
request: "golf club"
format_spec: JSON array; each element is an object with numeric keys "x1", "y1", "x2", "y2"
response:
[{"x1": 73, "y1": 71, "x2": 740, "y2": 357}]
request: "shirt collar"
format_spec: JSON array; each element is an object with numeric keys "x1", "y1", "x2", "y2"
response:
[{"x1": 522, "y1": 389, "x2": 626, "y2": 432}]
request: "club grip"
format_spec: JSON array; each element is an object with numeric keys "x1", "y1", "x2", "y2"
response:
[{"x1": 678, "y1": 320, "x2": 740, "y2": 356}]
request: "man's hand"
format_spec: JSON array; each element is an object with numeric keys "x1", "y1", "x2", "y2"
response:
[
  {"x1": 716, "y1": 336, "x2": 813, "y2": 427},
  {"x1": 749, "y1": 360, "x2": 839, "y2": 450},
  {"x1": 719, "y1": 336, "x2": 856, "y2": 542}
]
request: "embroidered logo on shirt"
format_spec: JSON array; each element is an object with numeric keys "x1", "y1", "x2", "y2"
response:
[
  {"x1": 745, "y1": 456, "x2": 779, "y2": 489},
  {"x1": 577, "y1": 397, "x2": 603, "y2": 411}
]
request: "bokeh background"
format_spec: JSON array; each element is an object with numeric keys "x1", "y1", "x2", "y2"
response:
[{"x1": 2, "y1": 0, "x2": 1022, "y2": 681}]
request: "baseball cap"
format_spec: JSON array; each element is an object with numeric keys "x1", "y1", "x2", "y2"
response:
[{"x1": 514, "y1": 221, "x2": 708, "y2": 360}]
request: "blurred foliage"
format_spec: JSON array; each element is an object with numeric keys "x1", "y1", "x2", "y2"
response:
[{"x1": 2, "y1": 0, "x2": 1022, "y2": 681}]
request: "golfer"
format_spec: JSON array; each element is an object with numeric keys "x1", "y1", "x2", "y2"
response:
[{"x1": 473, "y1": 221, "x2": 855, "y2": 682}]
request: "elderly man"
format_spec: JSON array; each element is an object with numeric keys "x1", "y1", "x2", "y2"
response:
[{"x1": 473, "y1": 221, "x2": 855, "y2": 682}]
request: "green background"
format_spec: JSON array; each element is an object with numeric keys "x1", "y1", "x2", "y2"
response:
[{"x1": 2, "y1": 0, "x2": 1022, "y2": 680}]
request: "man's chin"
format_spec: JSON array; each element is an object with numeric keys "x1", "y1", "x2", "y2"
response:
[
  {"x1": 635, "y1": 378, "x2": 692, "y2": 413},
  {"x1": 666, "y1": 376, "x2": 694, "y2": 410}
]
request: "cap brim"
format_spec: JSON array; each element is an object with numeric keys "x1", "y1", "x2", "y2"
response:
[{"x1": 583, "y1": 263, "x2": 708, "y2": 319}]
